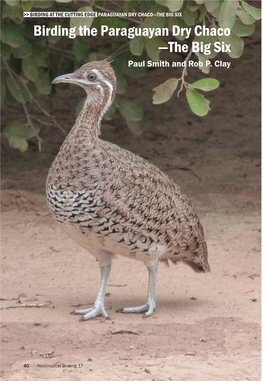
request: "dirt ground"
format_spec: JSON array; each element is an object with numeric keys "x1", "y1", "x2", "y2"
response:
[{"x1": 1, "y1": 24, "x2": 261, "y2": 381}]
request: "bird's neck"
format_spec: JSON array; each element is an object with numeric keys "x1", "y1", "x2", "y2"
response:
[{"x1": 68, "y1": 97, "x2": 105, "y2": 143}]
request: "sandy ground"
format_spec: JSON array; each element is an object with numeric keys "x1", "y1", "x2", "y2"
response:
[{"x1": 1, "y1": 24, "x2": 261, "y2": 381}]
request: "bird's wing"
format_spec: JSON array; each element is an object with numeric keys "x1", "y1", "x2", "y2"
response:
[{"x1": 93, "y1": 141, "x2": 202, "y2": 251}]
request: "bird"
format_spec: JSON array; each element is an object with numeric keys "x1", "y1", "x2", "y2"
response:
[{"x1": 46, "y1": 51, "x2": 210, "y2": 321}]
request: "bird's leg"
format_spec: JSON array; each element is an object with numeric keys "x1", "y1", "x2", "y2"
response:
[
  {"x1": 120, "y1": 259, "x2": 158, "y2": 317},
  {"x1": 72, "y1": 260, "x2": 111, "y2": 321}
]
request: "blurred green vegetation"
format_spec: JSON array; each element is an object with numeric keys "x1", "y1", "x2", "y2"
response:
[{"x1": 1, "y1": 0, "x2": 261, "y2": 151}]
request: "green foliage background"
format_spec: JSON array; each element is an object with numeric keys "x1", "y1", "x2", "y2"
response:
[{"x1": 1, "y1": 0, "x2": 261, "y2": 151}]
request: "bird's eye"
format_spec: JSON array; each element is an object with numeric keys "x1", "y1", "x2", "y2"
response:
[{"x1": 88, "y1": 72, "x2": 96, "y2": 81}]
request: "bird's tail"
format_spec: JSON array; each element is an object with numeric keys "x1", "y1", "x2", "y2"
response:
[{"x1": 184, "y1": 241, "x2": 210, "y2": 273}]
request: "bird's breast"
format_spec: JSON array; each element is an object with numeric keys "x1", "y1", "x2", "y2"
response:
[
  {"x1": 46, "y1": 185, "x2": 171, "y2": 261},
  {"x1": 46, "y1": 185, "x2": 103, "y2": 223}
]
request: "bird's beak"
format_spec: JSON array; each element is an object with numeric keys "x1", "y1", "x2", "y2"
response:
[{"x1": 52, "y1": 72, "x2": 75, "y2": 85}]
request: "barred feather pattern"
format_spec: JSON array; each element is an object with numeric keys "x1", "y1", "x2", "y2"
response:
[{"x1": 47, "y1": 139, "x2": 210, "y2": 272}]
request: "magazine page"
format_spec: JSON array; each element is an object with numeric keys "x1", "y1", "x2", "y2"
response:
[{"x1": 1, "y1": 1, "x2": 261, "y2": 380}]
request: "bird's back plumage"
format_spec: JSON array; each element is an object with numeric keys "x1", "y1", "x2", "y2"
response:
[{"x1": 47, "y1": 137, "x2": 209, "y2": 272}]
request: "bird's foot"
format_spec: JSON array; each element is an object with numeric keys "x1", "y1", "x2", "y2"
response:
[
  {"x1": 118, "y1": 301, "x2": 155, "y2": 318},
  {"x1": 71, "y1": 303, "x2": 110, "y2": 321}
]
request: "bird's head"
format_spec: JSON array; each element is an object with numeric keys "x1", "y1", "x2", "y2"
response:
[{"x1": 52, "y1": 60, "x2": 116, "y2": 113}]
